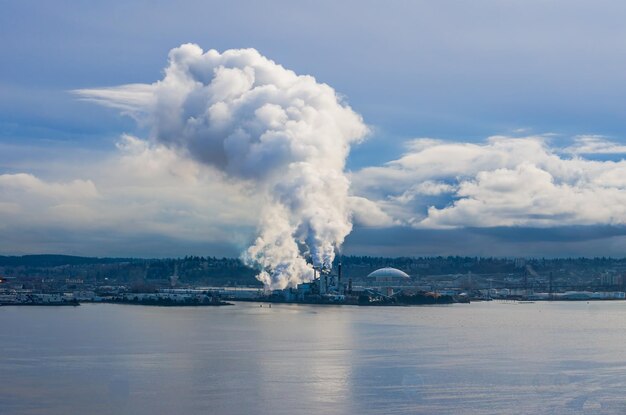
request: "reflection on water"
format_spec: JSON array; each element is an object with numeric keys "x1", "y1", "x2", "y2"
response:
[{"x1": 2, "y1": 302, "x2": 626, "y2": 414}]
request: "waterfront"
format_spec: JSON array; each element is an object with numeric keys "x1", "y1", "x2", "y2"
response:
[{"x1": 2, "y1": 302, "x2": 626, "y2": 414}]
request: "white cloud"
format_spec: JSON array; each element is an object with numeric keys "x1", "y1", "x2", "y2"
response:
[
  {"x1": 352, "y1": 135, "x2": 626, "y2": 228},
  {"x1": 348, "y1": 196, "x2": 397, "y2": 227},
  {"x1": 390, "y1": 181, "x2": 457, "y2": 204},
  {"x1": 562, "y1": 135, "x2": 626, "y2": 155},
  {"x1": 74, "y1": 84, "x2": 155, "y2": 116},
  {"x1": 0, "y1": 173, "x2": 99, "y2": 201},
  {"x1": 0, "y1": 135, "x2": 258, "y2": 248}
]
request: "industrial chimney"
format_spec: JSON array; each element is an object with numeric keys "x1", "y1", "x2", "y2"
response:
[{"x1": 338, "y1": 262, "x2": 342, "y2": 285}]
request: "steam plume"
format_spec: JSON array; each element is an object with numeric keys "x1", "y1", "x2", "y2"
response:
[{"x1": 76, "y1": 44, "x2": 368, "y2": 288}]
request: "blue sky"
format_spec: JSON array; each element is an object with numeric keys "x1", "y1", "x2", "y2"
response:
[{"x1": 3, "y1": 1, "x2": 626, "y2": 257}]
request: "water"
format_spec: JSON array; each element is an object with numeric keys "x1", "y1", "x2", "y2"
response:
[{"x1": 2, "y1": 301, "x2": 626, "y2": 414}]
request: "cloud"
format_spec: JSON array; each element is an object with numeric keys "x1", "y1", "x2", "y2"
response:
[
  {"x1": 0, "y1": 173, "x2": 99, "y2": 201},
  {"x1": 74, "y1": 84, "x2": 155, "y2": 116},
  {"x1": 348, "y1": 196, "x2": 397, "y2": 227},
  {"x1": 343, "y1": 225, "x2": 626, "y2": 258},
  {"x1": 0, "y1": 135, "x2": 258, "y2": 255},
  {"x1": 390, "y1": 181, "x2": 457, "y2": 204},
  {"x1": 353, "y1": 135, "x2": 626, "y2": 229},
  {"x1": 563, "y1": 135, "x2": 626, "y2": 155},
  {"x1": 6, "y1": 131, "x2": 626, "y2": 258}
]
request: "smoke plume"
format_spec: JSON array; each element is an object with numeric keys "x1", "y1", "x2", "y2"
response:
[{"x1": 76, "y1": 44, "x2": 368, "y2": 289}]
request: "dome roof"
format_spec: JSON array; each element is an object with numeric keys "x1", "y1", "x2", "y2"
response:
[{"x1": 367, "y1": 267, "x2": 410, "y2": 279}]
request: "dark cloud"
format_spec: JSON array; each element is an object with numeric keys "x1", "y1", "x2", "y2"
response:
[
  {"x1": 469, "y1": 225, "x2": 626, "y2": 243},
  {"x1": 344, "y1": 226, "x2": 626, "y2": 258},
  {"x1": 0, "y1": 227, "x2": 240, "y2": 258}
]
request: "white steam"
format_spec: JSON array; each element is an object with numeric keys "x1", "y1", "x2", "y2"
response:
[{"x1": 76, "y1": 44, "x2": 368, "y2": 289}]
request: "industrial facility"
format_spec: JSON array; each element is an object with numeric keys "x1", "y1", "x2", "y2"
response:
[{"x1": 261, "y1": 264, "x2": 459, "y2": 305}]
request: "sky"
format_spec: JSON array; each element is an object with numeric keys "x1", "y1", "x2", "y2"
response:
[{"x1": 2, "y1": 0, "x2": 626, "y2": 258}]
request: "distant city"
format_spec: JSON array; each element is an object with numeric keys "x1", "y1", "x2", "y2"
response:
[{"x1": 2, "y1": 254, "x2": 626, "y2": 306}]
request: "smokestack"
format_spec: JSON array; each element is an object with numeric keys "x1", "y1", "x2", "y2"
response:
[{"x1": 338, "y1": 262, "x2": 342, "y2": 285}]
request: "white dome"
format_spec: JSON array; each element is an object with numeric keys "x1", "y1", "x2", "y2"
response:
[{"x1": 367, "y1": 267, "x2": 410, "y2": 279}]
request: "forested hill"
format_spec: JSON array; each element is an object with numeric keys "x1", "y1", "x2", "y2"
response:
[
  {"x1": 0, "y1": 255, "x2": 135, "y2": 267},
  {"x1": 2, "y1": 254, "x2": 626, "y2": 279}
]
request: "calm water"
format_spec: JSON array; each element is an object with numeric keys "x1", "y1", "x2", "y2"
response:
[{"x1": 2, "y1": 301, "x2": 626, "y2": 414}]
